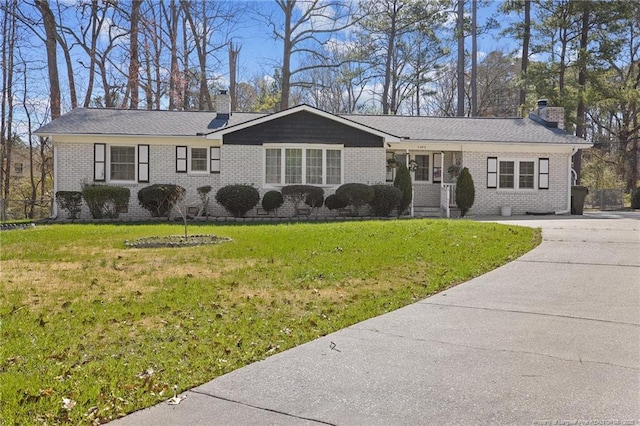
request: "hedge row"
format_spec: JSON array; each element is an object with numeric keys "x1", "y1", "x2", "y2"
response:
[{"x1": 57, "y1": 180, "x2": 416, "y2": 220}]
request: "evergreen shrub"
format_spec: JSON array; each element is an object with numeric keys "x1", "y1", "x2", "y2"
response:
[
  {"x1": 335, "y1": 183, "x2": 374, "y2": 215},
  {"x1": 455, "y1": 167, "x2": 475, "y2": 217},
  {"x1": 55, "y1": 191, "x2": 83, "y2": 219},
  {"x1": 393, "y1": 163, "x2": 412, "y2": 214},
  {"x1": 82, "y1": 185, "x2": 130, "y2": 219},
  {"x1": 262, "y1": 190, "x2": 284, "y2": 213},
  {"x1": 215, "y1": 184, "x2": 260, "y2": 217},
  {"x1": 137, "y1": 184, "x2": 186, "y2": 218},
  {"x1": 369, "y1": 185, "x2": 402, "y2": 217}
]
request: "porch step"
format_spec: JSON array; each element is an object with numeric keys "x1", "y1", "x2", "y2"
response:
[
  {"x1": 413, "y1": 206, "x2": 461, "y2": 218},
  {"x1": 413, "y1": 207, "x2": 443, "y2": 218}
]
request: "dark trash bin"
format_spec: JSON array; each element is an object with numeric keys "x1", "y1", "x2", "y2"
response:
[{"x1": 571, "y1": 185, "x2": 589, "y2": 215}]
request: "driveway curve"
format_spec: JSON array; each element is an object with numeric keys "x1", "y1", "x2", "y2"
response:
[{"x1": 114, "y1": 212, "x2": 640, "y2": 425}]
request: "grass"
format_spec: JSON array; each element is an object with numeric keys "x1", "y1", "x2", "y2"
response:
[{"x1": 0, "y1": 220, "x2": 541, "y2": 424}]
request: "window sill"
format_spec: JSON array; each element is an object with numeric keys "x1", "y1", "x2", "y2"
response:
[{"x1": 496, "y1": 188, "x2": 538, "y2": 193}]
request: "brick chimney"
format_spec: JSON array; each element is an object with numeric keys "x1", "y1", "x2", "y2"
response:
[
  {"x1": 216, "y1": 89, "x2": 230, "y2": 119},
  {"x1": 535, "y1": 99, "x2": 564, "y2": 130}
]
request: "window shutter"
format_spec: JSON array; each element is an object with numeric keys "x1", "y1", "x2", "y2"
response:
[
  {"x1": 138, "y1": 144, "x2": 149, "y2": 182},
  {"x1": 210, "y1": 147, "x2": 220, "y2": 173},
  {"x1": 539, "y1": 158, "x2": 549, "y2": 189},
  {"x1": 94, "y1": 143, "x2": 106, "y2": 182},
  {"x1": 487, "y1": 157, "x2": 497, "y2": 188},
  {"x1": 176, "y1": 146, "x2": 187, "y2": 173}
]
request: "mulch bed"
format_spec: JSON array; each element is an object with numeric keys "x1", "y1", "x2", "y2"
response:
[{"x1": 125, "y1": 234, "x2": 232, "y2": 248}]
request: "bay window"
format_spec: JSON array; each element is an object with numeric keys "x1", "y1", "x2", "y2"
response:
[{"x1": 265, "y1": 145, "x2": 342, "y2": 186}]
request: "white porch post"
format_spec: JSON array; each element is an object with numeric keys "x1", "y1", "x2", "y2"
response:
[{"x1": 407, "y1": 149, "x2": 414, "y2": 217}]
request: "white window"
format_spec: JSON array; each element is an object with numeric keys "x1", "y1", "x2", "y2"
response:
[
  {"x1": 496, "y1": 158, "x2": 538, "y2": 190},
  {"x1": 414, "y1": 155, "x2": 430, "y2": 182},
  {"x1": 177, "y1": 146, "x2": 220, "y2": 174},
  {"x1": 110, "y1": 146, "x2": 136, "y2": 181},
  {"x1": 190, "y1": 147, "x2": 208, "y2": 172},
  {"x1": 265, "y1": 145, "x2": 342, "y2": 186}
]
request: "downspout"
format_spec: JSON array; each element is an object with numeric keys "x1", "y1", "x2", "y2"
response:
[
  {"x1": 50, "y1": 141, "x2": 58, "y2": 219},
  {"x1": 556, "y1": 147, "x2": 577, "y2": 215}
]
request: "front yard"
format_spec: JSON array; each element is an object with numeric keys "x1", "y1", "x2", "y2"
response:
[{"x1": 0, "y1": 220, "x2": 540, "y2": 424}]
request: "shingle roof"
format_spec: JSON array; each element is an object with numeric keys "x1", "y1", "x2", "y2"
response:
[
  {"x1": 35, "y1": 108, "x2": 263, "y2": 137},
  {"x1": 342, "y1": 114, "x2": 587, "y2": 145},
  {"x1": 35, "y1": 106, "x2": 589, "y2": 146}
]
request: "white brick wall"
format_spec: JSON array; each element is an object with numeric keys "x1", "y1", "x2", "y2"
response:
[
  {"x1": 56, "y1": 141, "x2": 571, "y2": 219},
  {"x1": 463, "y1": 151, "x2": 568, "y2": 215},
  {"x1": 56, "y1": 142, "x2": 222, "y2": 219}
]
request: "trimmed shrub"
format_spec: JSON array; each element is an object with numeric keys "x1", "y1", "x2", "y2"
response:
[
  {"x1": 324, "y1": 194, "x2": 348, "y2": 210},
  {"x1": 215, "y1": 184, "x2": 260, "y2": 217},
  {"x1": 55, "y1": 191, "x2": 83, "y2": 219},
  {"x1": 393, "y1": 163, "x2": 412, "y2": 214},
  {"x1": 262, "y1": 190, "x2": 284, "y2": 213},
  {"x1": 335, "y1": 183, "x2": 373, "y2": 214},
  {"x1": 335, "y1": 183, "x2": 374, "y2": 215},
  {"x1": 455, "y1": 167, "x2": 475, "y2": 217},
  {"x1": 369, "y1": 185, "x2": 402, "y2": 217},
  {"x1": 138, "y1": 184, "x2": 186, "y2": 218},
  {"x1": 82, "y1": 184, "x2": 130, "y2": 219},
  {"x1": 631, "y1": 187, "x2": 640, "y2": 209},
  {"x1": 281, "y1": 185, "x2": 324, "y2": 216}
]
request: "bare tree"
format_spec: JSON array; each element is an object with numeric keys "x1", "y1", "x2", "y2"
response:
[{"x1": 34, "y1": 0, "x2": 61, "y2": 119}]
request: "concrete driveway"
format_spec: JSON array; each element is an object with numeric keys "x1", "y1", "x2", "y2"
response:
[{"x1": 113, "y1": 212, "x2": 640, "y2": 425}]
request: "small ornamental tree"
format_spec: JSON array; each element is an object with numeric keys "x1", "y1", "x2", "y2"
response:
[
  {"x1": 281, "y1": 185, "x2": 324, "y2": 216},
  {"x1": 55, "y1": 191, "x2": 83, "y2": 219},
  {"x1": 138, "y1": 184, "x2": 186, "y2": 218},
  {"x1": 335, "y1": 183, "x2": 374, "y2": 215},
  {"x1": 304, "y1": 191, "x2": 325, "y2": 216},
  {"x1": 262, "y1": 190, "x2": 284, "y2": 213},
  {"x1": 369, "y1": 185, "x2": 402, "y2": 217},
  {"x1": 394, "y1": 163, "x2": 412, "y2": 214},
  {"x1": 455, "y1": 167, "x2": 475, "y2": 217},
  {"x1": 215, "y1": 184, "x2": 260, "y2": 217}
]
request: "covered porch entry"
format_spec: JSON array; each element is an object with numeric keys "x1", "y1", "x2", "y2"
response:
[{"x1": 386, "y1": 149, "x2": 462, "y2": 218}]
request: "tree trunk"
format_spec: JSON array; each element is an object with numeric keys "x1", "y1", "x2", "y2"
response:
[
  {"x1": 574, "y1": 3, "x2": 590, "y2": 185},
  {"x1": 279, "y1": 0, "x2": 294, "y2": 111},
  {"x1": 456, "y1": 0, "x2": 465, "y2": 117},
  {"x1": 519, "y1": 0, "x2": 531, "y2": 115},
  {"x1": 35, "y1": 0, "x2": 61, "y2": 119},
  {"x1": 128, "y1": 0, "x2": 141, "y2": 109},
  {"x1": 382, "y1": 2, "x2": 397, "y2": 115},
  {"x1": 471, "y1": 0, "x2": 477, "y2": 117}
]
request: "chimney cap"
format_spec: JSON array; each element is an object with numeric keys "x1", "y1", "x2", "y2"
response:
[
  {"x1": 537, "y1": 99, "x2": 548, "y2": 108},
  {"x1": 219, "y1": 89, "x2": 228, "y2": 95}
]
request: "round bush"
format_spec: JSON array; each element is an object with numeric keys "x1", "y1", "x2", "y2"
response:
[
  {"x1": 82, "y1": 184, "x2": 130, "y2": 219},
  {"x1": 369, "y1": 185, "x2": 402, "y2": 217},
  {"x1": 262, "y1": 190, "x2": 284, "y2": 212},
  {"x1": 335, "y1": 183, "x2": 374, "y2": 214},
  {"x1": 325, "y1": 194, "x2": 348, "y2": 210},
  {"x1": 55, "y1": 191, "x2": 83, "y2": 219},
  {"x1": 138, "y1": 184, "x2": 186, "y2": 218},
  {"x1": 305, "y1": 192, "x2": 325, "y2": 208},
  {"x1": 215, "y1": 184, "x2": 260, "y2": 217}
]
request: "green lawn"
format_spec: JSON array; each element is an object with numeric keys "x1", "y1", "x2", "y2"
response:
[{"x1": 0, "y1": 220, "x2": 540, "y2": 424}]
